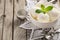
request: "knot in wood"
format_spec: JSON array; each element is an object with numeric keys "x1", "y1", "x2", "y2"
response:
[{"x1": 3, "y1": 15, "x2": 6, "y2": 17}]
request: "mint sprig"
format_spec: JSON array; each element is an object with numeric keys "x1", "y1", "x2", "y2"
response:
[
  {"x1": 41, "y1": 4, "x2": 45, "y2": 10},
  {"x1": 35, "y1": 4, "x2": 53, "y2": 14},
  {"x1": 45, "y1": 6, "x2": 53, "y2": 12},
  {"x1": 35, "y1": 9, "x2": 42, "y2": 14}
]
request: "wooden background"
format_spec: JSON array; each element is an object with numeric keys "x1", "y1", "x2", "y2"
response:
[
  {"x1": 0, "y1": 0, "x2": 27, "y2": 40},
  {"x1": 0, "y1": 0, "x2": 60, "y2": 40}
]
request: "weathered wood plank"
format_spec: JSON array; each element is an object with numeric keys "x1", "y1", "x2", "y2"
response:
[
  {"x1": 0, "y1": 0, "x2": 4, "y2": 40},
  {"x1": 3, "y1": 0, "x2": 13, "y2": 40},
  {"x1": 14, "y1": 0, "x2": 26, "y2": 40}
]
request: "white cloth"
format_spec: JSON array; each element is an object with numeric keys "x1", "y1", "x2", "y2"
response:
[{"x1": 19, "y1": 21, "x2": 60, "y2": 40}]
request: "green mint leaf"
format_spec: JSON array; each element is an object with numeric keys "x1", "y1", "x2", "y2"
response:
[
  {"x1": 35, "y1": 9, "x2": 42, "y2": 14},
  {"x1": 45, "y1": 6, "x2": 53, "y2": 12},
  {"x1": 41, "y1": 4, "x2": 45, "y2": 10}
]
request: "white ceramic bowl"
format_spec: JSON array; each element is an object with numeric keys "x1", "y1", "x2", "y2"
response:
[
  {"x1": 26, "y1": 7, "x2": 60, "y2": 28},
  {"x1": 27, "y1": 13, "x2": 59, "y2": 28}
]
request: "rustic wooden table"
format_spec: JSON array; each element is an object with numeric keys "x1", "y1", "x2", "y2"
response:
[
  {"x1": 0, "y1": 0, "x2": 60, "y2": 40},
  {"x1": 0, "y1": 0, "x2": 27, "y2": 40}
]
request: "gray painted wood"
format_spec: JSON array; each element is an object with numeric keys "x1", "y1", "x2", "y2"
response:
[
  {"x1": 14, "y1": 0, "x2": 26, "y2": 40},
  {"x1": 0, "y1": 0, "x2": 4, "y2": 40},
  {"x1": 3, "y1": 0, "x2": 13, "y2": 40}
]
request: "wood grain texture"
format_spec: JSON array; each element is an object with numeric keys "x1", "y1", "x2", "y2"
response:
[
  {"x1": 14, "y1": 0, "x2": 26, "y2": 40},
  {"x1": 0, "y1": 0, "x2": 4, "y2": 40},
  {"x1": 0, "y1": 0, "x2": 59, "y2": 40},
  {"x1": 3, "y1": 0, "x2": 13, "y2": 40}
]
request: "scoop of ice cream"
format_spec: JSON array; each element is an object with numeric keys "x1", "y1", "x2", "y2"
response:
[
  {"x1": 48, "y1": 8, "x2": 60, "y2": 21},
  {"x1": 29, "y1": 2, "x2": 60, "y2": 23},
  {"x1": 37, "y1": 13, "x2": 50, "y2": 22},
  {"x1": 29, "y1": 7, "x2": 40, "y2": 20}
]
